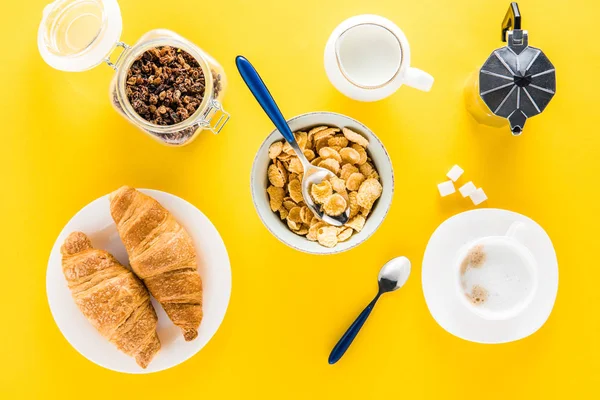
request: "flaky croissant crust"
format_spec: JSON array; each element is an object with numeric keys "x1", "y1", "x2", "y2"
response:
[
  {"x1": 61, "y1": 231, "x2": 161, "y2": 368},
  {"x1": 110, "y1": 186, "x2": 203, "y2": 341}
]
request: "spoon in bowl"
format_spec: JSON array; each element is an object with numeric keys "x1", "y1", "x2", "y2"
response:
[
  {"x1": 236, "y1": 56, "x2": 349, "y2": 226},
  {"x1": 328, "y1": 256, "x2": 411, "y2": 364}
]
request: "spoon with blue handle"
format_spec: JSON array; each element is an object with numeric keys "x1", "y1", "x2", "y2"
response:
[
  {"x1": 236, "y1": 55, "x2": 349, "y2": 226},
  {"x1": 328, "y1": 256, "x2": 411, "y2": 364}
]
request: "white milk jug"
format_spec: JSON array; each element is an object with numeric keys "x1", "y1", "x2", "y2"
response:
[{"x1": 324, "y1": 15, "x2": 434, "y2": 102}]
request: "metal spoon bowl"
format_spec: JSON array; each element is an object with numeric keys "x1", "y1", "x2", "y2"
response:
[{"x1": 236, "y1": 56, "x2": 349, "y2": 226}]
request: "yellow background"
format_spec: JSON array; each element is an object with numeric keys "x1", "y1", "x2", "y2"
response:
[{"x1": 2, "y1": 0, "x2": 599, "y2": 398}]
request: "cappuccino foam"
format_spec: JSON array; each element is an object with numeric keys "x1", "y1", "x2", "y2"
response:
[{"x1": 460, "y1": 239, "x2": 534, "y2": 316}]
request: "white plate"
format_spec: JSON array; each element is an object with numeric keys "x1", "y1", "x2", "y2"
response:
[
  {"x1": 46, "y1": 189, "x2": 231, "y2": 373},
  {"x1": 422, "y1": 208, "x2": 558, "y2": 344}
]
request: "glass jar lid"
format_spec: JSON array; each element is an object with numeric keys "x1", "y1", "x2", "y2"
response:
[{"x1": 38, "y1": 0, "x2": 122, "y2": 72}]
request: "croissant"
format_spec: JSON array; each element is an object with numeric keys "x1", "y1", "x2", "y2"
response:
[
  {"x1": 109, "y1": 186, "x2": 203, "y2": 341},
  {"x1": 61, "y1": 232, "x2": 160, "y2": 368}
]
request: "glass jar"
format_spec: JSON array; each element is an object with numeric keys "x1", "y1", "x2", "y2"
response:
[{"x1": 38, "y1": 0, "x2": 229, "y2": 146}]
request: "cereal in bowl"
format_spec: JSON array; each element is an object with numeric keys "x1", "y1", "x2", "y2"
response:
[{"x1": 265, "y1": 126, "x2": 383, "y2": 248}]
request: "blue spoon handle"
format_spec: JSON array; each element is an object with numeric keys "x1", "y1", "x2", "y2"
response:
[
  {"x1": 328, "y1": 294, "x2": 380, "y2": 365},
  {"x1": 235, "y1": 56, "x2": 295, "y2": 143}
]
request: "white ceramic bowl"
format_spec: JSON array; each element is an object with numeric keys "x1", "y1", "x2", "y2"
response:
[{"x1": 251, "y1": 112, "x2": 394, "y2": 254}]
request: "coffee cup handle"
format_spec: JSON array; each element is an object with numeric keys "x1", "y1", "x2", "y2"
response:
[
  {"x1": 505, "y1": 221, "x2": 528, "y2": 242},
  {"x1": 404, "y1": 67, "x2": 434, "y2": 92}
]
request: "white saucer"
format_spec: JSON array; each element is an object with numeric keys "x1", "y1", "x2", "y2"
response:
[
  {"x1": 47, "y1": 189, "x2": 232, "y2": 373},
  {"x1": 422, "y1": 208, "x2": 558, "y2": 344}
]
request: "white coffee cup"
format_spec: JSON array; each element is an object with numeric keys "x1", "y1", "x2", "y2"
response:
[
  {"x1": 454, "y1": 222, "x2": 539, "y2": 320},
  {"x1": 324, "y1": 15, "x2": 434, "y2": 102}
]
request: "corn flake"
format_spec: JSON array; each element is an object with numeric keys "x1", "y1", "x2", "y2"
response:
[
  {"x1": 360, "y1": 162, "x2": 378, "y2": 179},
  {"x1": 300, "y1": 206, "x2": 313, "y2": 224},
  {"x1": 283, "y1": 199, "x2": 297, "y2": 211},
  {"x1": 348, "y1": 191, "x2": 360, "y2": 218},
  {"x1": 328, "y1": 135, "x2": 349, "y2": 148},
  {"x1": 318, "y1": 158, "x2": 340, "y2": 175},
  {"x1": 267, "y1": 186, "x2": 284, "y2": 212},
  {"x1": 315, "y1": 137, "x2": 330, "y2": 153},
  {"x1": 295, "y1": 131, "x2": 308, "y2": 150},
  {"x1": 360, "y1": 205, "x2": 371, "y2": 217},
  {"x1": 342, "y1": 127, "x2": 369, "y2": 148},
  {"x1": 288, "y1": 157, "x2": 304, "y2": 174},
  {"x1": 314, "y1": 127, "x2": 339, "y2": 141},
  {"x1": 296, "y1": 224, "x2": 309, "y2": 236},
  {"x1": 337, "y1": 227, "x2": 353, "y2": 242},
  {"x1": 308, "y1": 126, "x2": 328, "y2": 138},
  {"x1": 351, "y1": 144, "x2": 368, "y2": 165},
  {"x1": 282, "y1": 141, "x2": 293, "y2": 155},
  {"x1": 281, "y1": 132, "x2": 307, "y2": 155},
  {"x1": 318, "y1": 147, "x2": 342, "y2": 163},
  {"x1": 340, "y1": 147, "x2": 361, "y2": 165},
  {"x1": 357, "y1": 178, "x2": 383, "y2": 209},
  {"x1": 276, "y1": 160, "x2": 288, "y2": 183},
  {"x1": 288, "y1": 206, "x2": 302, "y2": 223},
  {"x1": 288, "y1": 179, "x2": 304, "y2": 203},
  {"x1": 304, "y1": 149, "x2": 315, "y2": 161},
  {"x1": 268, "y1": 164, "x2": 286, "y2": 187},
  {"x1": 346, "y1": 172, "x2": 366, "y2": 191},
  {"x1": 287, "y1": 219, "x2": 300, "y2": 231},
  {"x1": 317, "y1": 226, "x2": 338, "y2": 248},
  {"x1": 307, "y1": 222, "x2": 326, "y2": 241},
  {"x1": 310, "y1": 180, "x2": 332, "y2": 204},
  {"x1": 269, "y1": 141, "x2": 283, "y2": 159},
  {"x1": 329, "y1": 175, "x2": 346, "y2": 193},
  {"x1": 345, "y1": 215, "x2": 366, "y2": 232},
  {"x1": 279, "y1": 208, "x2": 289, "y2": 220},
  {"x1": 323, "y1": 194, "x2": 347, "y2": 216},
  {"x1": 277, "y1": 152, "x2": 292, "y2": 162},
  {"x1": 359, "y1": 162, "x2": 375, "y2": 177},
  {"x1": 340, "y1": 163, "x2": 359, "y2": 180},
  {"x1": 337, "y1": 189, "x2": 349, "y2": 204}
]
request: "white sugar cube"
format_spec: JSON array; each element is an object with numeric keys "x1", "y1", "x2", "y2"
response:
[
  {"x1": 470, "y1": 188, "x2": 488, "y2": 205},
  {"x1": 459, "y1": 181, "x2": 477, "y2": 197},
  {"x1": 438, "y1": 181, "x2": 456, "y2": 197},
  {"x1": 446, "y1": 165, "x2": 464, "y2": 182}
]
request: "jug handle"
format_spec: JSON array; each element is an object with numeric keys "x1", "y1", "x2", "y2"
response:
[
  {"x1": 502, "y1": 2, "x2": 522, "y2": 42},
  {"x1": 404, "y1": 67, "x2": 434, "y2": 92}
]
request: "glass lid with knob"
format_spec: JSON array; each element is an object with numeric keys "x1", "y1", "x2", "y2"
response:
[
  {"x1": 478, "y1": 2, "x2": 556, "y2": 135},
  {"x1": 38, "y1": 0, "x2": 123, "y2": 72}
]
